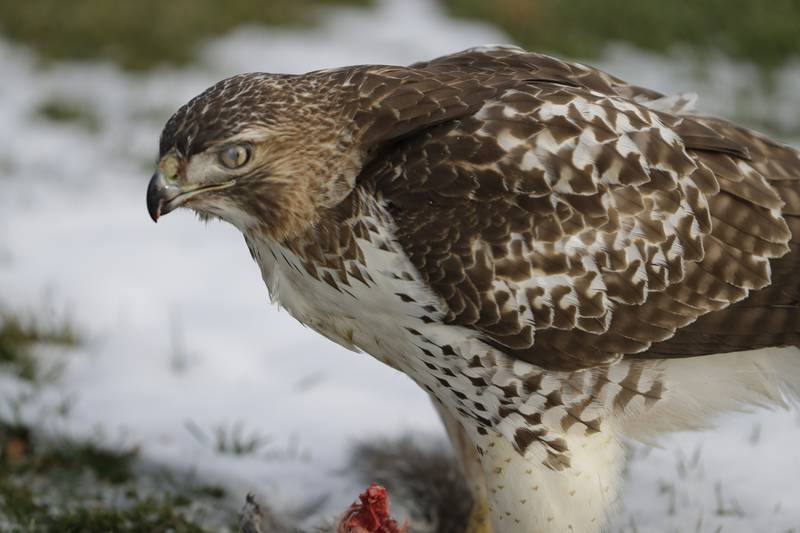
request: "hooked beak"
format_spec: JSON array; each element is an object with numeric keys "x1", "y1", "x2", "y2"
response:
[
  {"x1": 146, "y1": 171, "x2": 236, "y2": 222},
  {"x1": 146, "y1": 171, "x2": 182, "y2": 222}
]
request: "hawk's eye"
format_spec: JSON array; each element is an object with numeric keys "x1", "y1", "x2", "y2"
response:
[{"x1": 218, "y1": 144, "x2": 251, "y2": 169}]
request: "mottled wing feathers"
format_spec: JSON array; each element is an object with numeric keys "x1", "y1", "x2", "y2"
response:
[
  {"x1": 356, "y1": 48, "x2": 800, "y2": 371},
  {"x1": 647, "y1": 117, "x2": 800, "y2": 357},
  {"x1": 410, "y1": 45, "x2": 664, "y2": 102},
  {"x1": 349, "y1": 46, "x2": 664, "y2": 150},
  {"x1": 348, "y1": 66, "x2": 500, "y2": 147}
]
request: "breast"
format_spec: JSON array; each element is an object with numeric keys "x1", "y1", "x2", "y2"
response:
[{"x1": 242, "y1": 213, "x2": 447, "y2": 366}]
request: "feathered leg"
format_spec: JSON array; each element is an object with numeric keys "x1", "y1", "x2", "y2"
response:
[
  {"x1": 473, "y1": 425, "x2": 624, "y2": 533},
  {"x1": 433, "y1": 400, "x2": 494, "y2": 533}
]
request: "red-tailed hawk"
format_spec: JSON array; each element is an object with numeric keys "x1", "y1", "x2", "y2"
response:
[{"x1": 147, "y1": 46, "x2": 800, "y2": 533}]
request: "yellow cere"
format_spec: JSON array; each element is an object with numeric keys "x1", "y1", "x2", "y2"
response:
[{"x1": 159, "y1": 153, "x2": 180, "y2": 179}]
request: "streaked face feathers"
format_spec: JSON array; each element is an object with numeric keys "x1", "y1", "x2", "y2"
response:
[{"x1": 153, "y1": 72, "x2": 363, "y2": 239}]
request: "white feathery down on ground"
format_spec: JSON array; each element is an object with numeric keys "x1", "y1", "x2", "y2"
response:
[{"x1": 1, "y1": 0, "x2": 800, "y2": 530}]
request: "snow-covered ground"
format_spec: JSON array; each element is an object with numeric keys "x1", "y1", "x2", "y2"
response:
[{"x1": 1, "y1": 0, "x2": 799, "y2": 530}]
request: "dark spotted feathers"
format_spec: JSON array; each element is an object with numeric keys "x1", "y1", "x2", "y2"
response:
[{"x1": 348, "y1": 47, "x2": 800, "y2": 370}]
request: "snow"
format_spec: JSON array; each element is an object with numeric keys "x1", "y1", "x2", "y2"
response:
[{"x1": 1, "y1": 0, "x2": 799, "y2": 530}]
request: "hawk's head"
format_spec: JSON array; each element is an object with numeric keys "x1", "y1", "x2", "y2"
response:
[{"x1": 147, "y1": 72, "x2": 362, "y2": 240}]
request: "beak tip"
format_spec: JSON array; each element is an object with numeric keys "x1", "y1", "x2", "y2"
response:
[
  {"x1": 147, "y1": 197, "x2": 161, "y2": 222},
  {"x1": 147, "y1": 171, "x2": 167, "y2": 222}
]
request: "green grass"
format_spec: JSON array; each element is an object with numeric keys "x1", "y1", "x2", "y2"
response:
[
  {"x1": 0, "y1": 0, "x2": 372, "y2": 71},
  {"x1": 0, "y1": 420, "x2": 138, "y2": 488},
  {"x1": 0, "y1": 312, "x2": 79, "y2": 382},
  {"x1": 36, "y1": 99, "x2": 100, "y2": 131},
  {"x1": 3, "y1": 1, "x2": 797, "y2": 74},
  {"x1": 0, "y1": 485, "x2": 210, "y2": 533},
  {"x1": 443, "y1": 0, "x2": 800, "y2": 71},
  {"x1": 185, "y1": 420, "x2": 272, "y2": 457},
  {"x1": 0, "y1": 306, "x2": 237, "y2": 531},
  {"x1": 0, "y1": 417, "x2": 220, "y2": 533}
]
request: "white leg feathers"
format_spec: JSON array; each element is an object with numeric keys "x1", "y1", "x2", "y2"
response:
[{"x1": 477, "y1": 427, "x2": 624, "y2": 533}]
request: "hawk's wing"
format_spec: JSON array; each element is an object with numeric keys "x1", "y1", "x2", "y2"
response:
[
  {"x1": 645, "y1": 118, "x2": 800, "y2": 357},
  {"x1": 355, "y1": 48, "x2": 800, "y2": 371}
]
